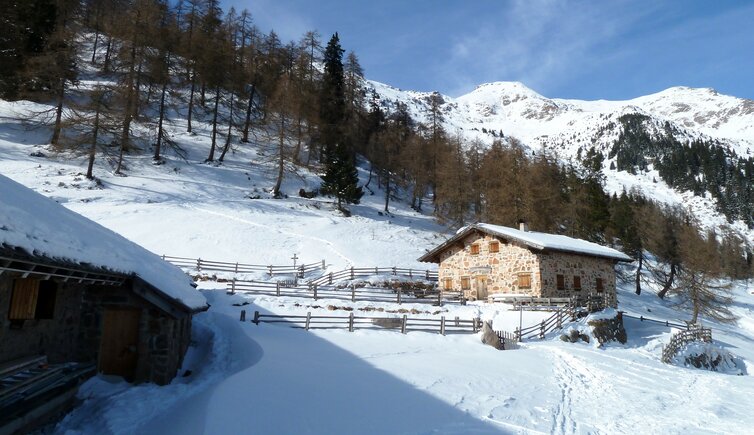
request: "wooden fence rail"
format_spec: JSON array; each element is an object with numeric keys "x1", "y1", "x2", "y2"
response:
[
  {"x1": 620, "y1": 313, "x2": 689, "y2": 329},
  {"x1": 308, "y1": 266, "x2": 439, "y2": 286},
  {"x1": 162, "y1": 255, "x2": 326, "y2": 277},
  {"x1": 227, "y1": 279, "x2": 463, "y2": 306},
  {"x1": 250, "y1": 311, "x2": 481, "y2": 335},
  {"x1": 661, "y1": 326, "x2": 712, "y2": 363}
]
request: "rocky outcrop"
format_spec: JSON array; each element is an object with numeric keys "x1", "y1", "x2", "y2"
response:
[{"x1": 480, "y1": 321, "x2": 503, "y2": 350}]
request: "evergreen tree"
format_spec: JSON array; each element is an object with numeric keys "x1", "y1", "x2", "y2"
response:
[{"x1": 318, "y1": 33, "x2": 362, "y2": 212}]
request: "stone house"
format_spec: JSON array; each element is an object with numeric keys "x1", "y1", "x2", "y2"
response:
[
  {"x1": 418, "y1": 222, "x2": 632, "y2": 305},
  {"x1": 0, "y1": 174, "x2": 208, "y2": 387}
]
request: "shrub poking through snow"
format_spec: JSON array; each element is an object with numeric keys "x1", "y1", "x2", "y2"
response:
[{"x1": 672, "y1": 342, "x2": 744, "y2": 375}]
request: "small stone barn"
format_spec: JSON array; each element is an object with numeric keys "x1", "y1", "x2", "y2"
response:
[
  {"x1": 418, "y1": 223, "x2": 632, "y2": 305},
  {"x1": 0, "y1": 174, "x2": 208, "y2": 386}
]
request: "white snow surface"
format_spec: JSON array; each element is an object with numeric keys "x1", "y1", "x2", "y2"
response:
[
  {"x1": 474, "y1": 223, "x2": 632, "y2": 261},
  {"x1": 1, "y1": 84, "x2": 754, "y2": 434},
  {"x1": 0, "y1": 173, "x2": 207, "y2": 311}
]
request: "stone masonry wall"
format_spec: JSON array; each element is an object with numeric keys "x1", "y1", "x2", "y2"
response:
[
  {"x1": 438, "y1": 232, "x2": 542, "y2": 299},
  {"x1": 79, "y1": 284, "x2": 191, "y2": 385},
  {"x1": 538, "y1": 251, "x2": 617, "y2": 305},
  {"x1": 0, "y1": 276, "x2": 84, "y2": 365}
]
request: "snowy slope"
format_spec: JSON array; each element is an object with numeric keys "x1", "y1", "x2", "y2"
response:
[
  {"x1": 2, "y1": 92, "x2": 754, "y2": 434},
  {"x1": 368, "y1": 79, "x2": 754, "y2": 242}
]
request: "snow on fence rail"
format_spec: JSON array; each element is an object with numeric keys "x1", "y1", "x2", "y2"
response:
[
  {"x1": 661, "y1": 326, "x2": 713, "y2": 364},
  {"x1": 249, "y1": 310, "x2": 482, "y2": 335},
  {"x1": 308, "y1": 266, "x2": 438, "y2": 286},
  {"x1": 227, "y1": 279, "x2": 464, "y2": 306},
  {"x1": 161, "y1": 255, "x2": 326, "y2": 277}
]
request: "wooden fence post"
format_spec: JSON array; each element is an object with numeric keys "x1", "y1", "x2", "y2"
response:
[
  {"x1": 268, "y1": 265, "x2": 273, "y2": 277},
  {"x1": 313, "y1": 284, "x2": 318, "y2": 300},
  {"x1": 240, "y1": 310, "x2": 246, "y2": 321},
  {"x1": 437, "y1": 290, "x2": 442, "y2": 307},
  {"x1": 305, "y1": 312, "x2": 311, "y2": 330},
  {"x1": 514, "y1": 327, "x2": 520, "y2": 342},
  {"x1": 252, "y1": 311, "x2": 260, "y2": 324},
  {"x1": 235, "y1": 262, "x2": 239, "y2": 274},
  {"x1": 392, "y1": 266, "x2": 397, "y2": 276},
  {"x1": 329, "y1": 272, "x2": 333, "y2": 285},
  {"x1": 161, "y1": 254, "x2": 166, "y2": 260},
  {"x1": 197, "y1": 258, "x2": 202, "y2": 272},
  {"x1": 397, "y1": 288, "x2": 402, "y2": 304},
  {"x1": 350, "y1": 267, "x2": 355, "y2": 279},
  {"x1": 231, "y1": 279, "x2": 236, "y2": 295},
  {"x1": 351, "y1": 285, "x2": 356, "y2": 302},
  {"x1": 348, "y1": 312, "x2": 354, "y2": 332},
  {"x1": 321, "y1": 259, "x2": 326, "y2": 270},
  {"x1": 375, "y1": 266, "x2": 379, "y2": 275},
  {"x1": 440, "y1": 316, "x2": 446, "y2": 336},
  {"x1": 409, "y1": 269, "x2": 413, "y2": 279},
  {"x1": 455, "y1": 316, "x2": 460, "y2": 327},
  {"x1": 401, "y1": 315, "x2": 407, "y2": 334},
  {"x1": 276, "y1": 282, "x2": 281, "y2": 297},
  {"x1": 539, "y1": 320, "x2": 545, "y2": 339}
]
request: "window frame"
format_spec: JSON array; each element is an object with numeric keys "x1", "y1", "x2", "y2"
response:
[
  {"x1": 8, "y1": 278, "x2": 57, "y2": 321},
  {"x1": 517, "y1": 273, "x2": 532, "y2": 289},
  {"x1": 461, "y1": 276, "x2": 471, "y2": 290},
  {"x1": 556, "y1": 274, "x2": 565, "y2": 290},
  {"x1": 596, "y1": 277, "x2": 604, "y2": 293},
  {"x1": 469, "y1": 244, "x2": 480, "y2": 255},
  {"x1": 573, "y1": 276, "x2": 582, "y2": 291},
  {"x1": 489, "y1": 241, "x2": 500, "y2": 253},
  {"x1": 443, "y1": 278, "x2": 453, "y2": 290}
]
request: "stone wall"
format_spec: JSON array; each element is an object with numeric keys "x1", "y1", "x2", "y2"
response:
[
  {"x1": 0, "y1": 276, "x2": 85, "y2": 364},
  {"x1": 438, "y1": 231, "x2": 541, "y2": 299},
  {"x1": 538, "y1": 251, "x2": 617, "y2": 305}
]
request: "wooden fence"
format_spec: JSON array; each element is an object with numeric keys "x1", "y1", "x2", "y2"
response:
[
  {"x1": 515, "y1": 302, "x2": 579, "y2": 341},
  {"x1": 620, "y1": 313, "x2": 688, "y2": 329},
  {"x1": 308, "y1": 266, "x2": 438, "y2": 286},
  {"x1": 495, "y1": 330, "x2": 520, "y2": 350},
  {"x1": 249, "y1": 310, "x2": 481, "y2": 335},
  {"x1": 227, "y1": 279, "x2": 463, "y2": 306},
  {"x1": 162, "y1": 255, "x2": 326, "y2": 277},
  {"x1": 661, "y1": 326, "x2": 713, "y2": 363}
]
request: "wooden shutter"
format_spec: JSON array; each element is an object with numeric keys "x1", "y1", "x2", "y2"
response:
[
  {"x1": 573, "y1": 276, "x2": 582, "y2": 290},
  {"x1": 489, "y1": 241, "x2": 500, "y2": 253},
  {"x1": 443, "y1": 278, "x2": 453, "y2": 290},
  {"x1": 461, "y1": 277, "x2": 471, "y2": 290},
  {"x1": 556, "y1": 274, "x2": 565, "y2": 290},
  {"x1": 470, "y1": 244, "x2": 480, "y2": 255},
  {"x1": 518, "y1": 273, "x2": 532, "y2": 289},
  {"x1": 9, "y1": 278, "x2": 40, "y2": 320},
  {"x1": 596, "y1": 278, "x2": 604, "y2": 292}
]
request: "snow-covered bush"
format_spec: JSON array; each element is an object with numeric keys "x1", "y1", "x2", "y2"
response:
[{"x1": 672, "y1": 342, "x2": 744, "y2": 375}]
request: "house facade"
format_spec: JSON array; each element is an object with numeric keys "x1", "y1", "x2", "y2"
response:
[
  {"x1": 0, "y1": 174, "x2": 208, "y2": 387},
  {"x1": 418, "y1": 223, "x2": 632, "y2": 306}
]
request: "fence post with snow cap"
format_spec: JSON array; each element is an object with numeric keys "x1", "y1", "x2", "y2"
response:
[
  {"x1": 401, "y1": 315, "x2": 407, "y2": 334},
  {"x1": 348, "y1": 312, "x2": 354, "y2": 332},
  {"x1": 252, "y1": 311, "x2": 260, "y2": 324}
]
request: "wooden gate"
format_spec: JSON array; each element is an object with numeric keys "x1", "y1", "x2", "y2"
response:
[{"x1": 98, "y1": 308, "x2": 141, "y2": 380}]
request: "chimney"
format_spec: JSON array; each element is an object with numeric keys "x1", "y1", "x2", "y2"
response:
[{"x1": 518, "y1": 220, "x2": 529, "y2": 232}]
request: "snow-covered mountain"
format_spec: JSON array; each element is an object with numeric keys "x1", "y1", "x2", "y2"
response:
[{"x1": 369, "y1": 80, "x2": 754, "y2": 239}]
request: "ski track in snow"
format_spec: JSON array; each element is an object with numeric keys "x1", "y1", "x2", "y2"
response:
[{"x1": 186, "y1": 204, "x2": 354, "y2": 268}]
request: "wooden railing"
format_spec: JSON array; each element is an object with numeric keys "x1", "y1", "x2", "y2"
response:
[
  {"x1": 495, "y1": 329, "x2": 520, "y2": 350},
  {"x1": 249, "y1": 310, "x2": 481, "y2": 335},
  {"x1": 621, "y1": 313, "x2": 688, "y2": 329},
  {"x1": 308, "y1": 266, "x2": 438, "y2": 286},
  {"x1": 227, "y1": 279, "x2": 463, "y2": 306},
  {"x1": 661, "y1": 326, "x2": 712, "y2": 363},
  {"x1": 515, "y1": 302, "x2": 579, "y2": 341},
  {"x1": 162, "y1": 255, "x2": 326, "y2": 277}
]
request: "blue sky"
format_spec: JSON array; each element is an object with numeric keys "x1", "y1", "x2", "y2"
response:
[{"x1": 225, "y1": 0, "x2": 754, "y2": 100}]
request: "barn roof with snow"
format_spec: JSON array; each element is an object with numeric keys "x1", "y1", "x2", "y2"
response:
[
  {"x1": 0, "y1": 174, "x2": 207, "y2": 313},
  {"x1": 418, "y1": 223, "x2": 633, "y2": 263}
]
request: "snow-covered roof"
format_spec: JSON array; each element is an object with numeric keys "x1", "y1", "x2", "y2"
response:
[
  {"x1": 0, "y1": 174, "x2": 207, "y2": 312},
  {"x1": 419, "y1": 223, "x2": 632, "y2": 263}
]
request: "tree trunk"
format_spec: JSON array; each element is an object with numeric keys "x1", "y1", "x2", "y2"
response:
[
  {"x1": 241, "y1": 84, "x2": 256, "y2": 143},
  {"x1": 91, "y1": 29, "x2": 99, "y2": 63},
  {"x1": 154, "y1": 81, "x2": 168, "y2": 161},
  {"x1": 219, "y1": 92, "x2": 235, "y2": 162},
  {"x1": 384, "y1": 170, "x2": 391, "y2": 213},
  {"x1": 103, "y1": 35, "x2": 112, "y2": 72},
  {"x1": 635, "y1": 253, "x2": 643, "y2": 295},
  {"x1": 116, "y1": 43, "x2": 138, "y2": 175},
  {"x1": 200, "y1": 81, "x2": 206, "y2": 106},
  {"x1": 206, "y1": 86, "x2": 220, "y2": 162},
  {"x1": 273, "y1": 116, "x2": 285, "y2": 198},
  {"x1": 187, "y1": 71, "x2": 195, "y2": 133},
  {"x1": 50, "y1": 78, "x2": 65, "y2": 147},
  {"x1": 133, "y1": 55, "x2": 144, "y2": 118},
  {"x1": 657, "y1": 263, "x2": 676, "y2": 299},
  {"x1": 86, "y1": 104, "x2": 101, "y2": 180}
]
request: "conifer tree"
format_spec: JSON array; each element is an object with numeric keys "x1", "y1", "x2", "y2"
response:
[{"x1": 318, "y1": 33, "x2": 362, "y2": 212}]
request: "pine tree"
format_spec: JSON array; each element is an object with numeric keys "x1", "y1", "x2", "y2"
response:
[{"x1": 318, "y1": 33, "x2": 362, "y2": 213}]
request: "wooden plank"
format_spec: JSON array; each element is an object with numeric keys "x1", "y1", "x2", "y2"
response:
[
  {"x1": 9, "y1": 278, "x2": 40, "y2": 320},
  {"x1": 98, "y1": 309, "x2": 141, "y2": 380}
]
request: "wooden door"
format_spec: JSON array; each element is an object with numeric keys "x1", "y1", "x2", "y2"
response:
[
  {"x1": 476, "y1": 276, "x2": 488, "y2": 300},
  {"x1": 99, "y1": 308, "x2": 141, "y2": 380}
]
